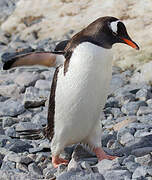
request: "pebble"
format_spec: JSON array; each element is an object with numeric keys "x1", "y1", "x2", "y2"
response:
[
  {"x1": 23, "y1": 86, "x2": 50, "y2": 108},
  {"x1": 28, "y1": 162, "x2": 43, "y2": 176},
  {"x1": 135, "y1": 154, "x2": 152, "y2": 166},
  {"x1": 132, "y1": 166, "x2": 148, "y2": 179},
  {"x1": 137, "y1": 106, "x2": 152, "y2": 116},
  {"x1": 35, "y1": 79, "x2": 51, "y2": 90},
  {"x1": 121, "y1": 101, "x2": 146, "y2": 115},
  {"x1": 0, "y1": 99, "x2": 25, "y2": 117},
  {"x1": 14, "y1": 71, "x2": 44, "y2": 87},
  {"x1": 103, "y1": 170, "x2": 131, "y2": 180}
]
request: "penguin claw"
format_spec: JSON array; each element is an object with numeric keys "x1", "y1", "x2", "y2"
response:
[
  {"x1": 52, "y1": 155, "x2": 69, "y2": 168},
  {"x1": 93, "y1": 147, "x2": 117, "y2": 161}
]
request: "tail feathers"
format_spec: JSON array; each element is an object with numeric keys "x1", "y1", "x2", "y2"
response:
[{"x1": 16, "y1": 128, "x2": 46, "y2": 140}]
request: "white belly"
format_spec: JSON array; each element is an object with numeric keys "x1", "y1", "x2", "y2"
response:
[{"x1": 54, "y1": 42, "x2": 112, "y2": 146}]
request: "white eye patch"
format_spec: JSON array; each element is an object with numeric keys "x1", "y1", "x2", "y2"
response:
[{"x1": 110, "y1": 20, "x2": 120, "y2": 34}]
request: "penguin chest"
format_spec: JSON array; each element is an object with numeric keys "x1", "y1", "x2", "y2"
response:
[{"x1": 54, "y1": 42, "x2": 112, "y2": 142}]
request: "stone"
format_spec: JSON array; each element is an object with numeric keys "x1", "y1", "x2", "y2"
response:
[
  {"x1": 136, "y1": 88, "x2": 152, "y2": 101},
  {"x1": 4, "y1": 139, "x2": 33, "y2": 153},
  {"x1": 112, "y1": 116, "x2": 137, "y2": 131},
  {"x1": 116, "y1": 93, "x2": 136, "y2": 106},
  {"x1": 132, "y1": 166, "x2": 148, "y2": 179},
  {"x1": 0, "y1": 99, "x2": 25, "y2": 117},
  {"x1": 28, "y1": 162, "x2": 43, "y2": 175},
  {"x1": 32, "y1": 110, "x2": 47, "y2": 126},
  {"x1": 14, "y1": 71, "x2": 43, "y2": 87},
  {"x1": 35, "y1": 79, "x2": 51, "y2": 90},
  {"x1": 2, "y1": 117, "x2": 19, "y2": 128},
  {"x1": 0, "y1": 0, "x2": 18, "y2": 24},
  {"x1": 131, "y1": 147, "x2": 152, "y2": 157},
  {"x1": 16, "y1": 162, "x2": 28, "y2": 172},
  {"x1": 4, "y1": 151, "x2": 33, "y2": 164},
  {"x1": 110, "y1": 74, "x2": 125, "y2": 93},
  {"x1": 96, "y1": 159, "x2": 120, "y2": 174},
  {"x1": 110, "y1": 108, "x2": 123, "y2": 119},
  {"x1": 121, "y1": 101, "x2": 146, "y2": 115},
  {"x1": 103, "y1": 170, "x2": 131, "y2": 180},
  {"x1": 105, "y1": 97, "x2": 119, "y2": 108},
  {"x1": 23, "y1": 87, "x2": 50, "y2": 108},
  {"x1": 137, "y1": 106, "x2": 152, "y2": 116},
  {"x1": 29, "y1": 147, "x2": 44, "y2": 154},
  {"x1": 147, "y1": 99, "x2": 152, "y2": 108},
  {"x1": 120, "y1": 132, "x2": 135, "y2": 145},
  {"x1": 5, "y1": 126, "x2": 16, "y2": 137},
  {"x1": 1, "y1": 160, "x2": 15, "y2": 170},
  {"x1": 58, "y1": 168, "x2": 104, "y2": 180},
  {"x1": 137, "y1": 114, "x2": 152, "y2": 124},
  {"x1": 125, "y1": 161, "x2": 140, "y2": 173},
  {"x1": 15, "y1": 122, "x2": 42, "y2": 131},
  {"x1": 0, "y1": 84, "x2": 24, "y2": 98},
  {"x1": 135, "y1": 154, "x2": 152, "y2": 166},
  {"x1": 41, "y1": 69, "x2": 55, "y2": 80}
]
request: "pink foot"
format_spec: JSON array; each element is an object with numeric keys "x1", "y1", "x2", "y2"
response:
[
  {"x1": 93, "y1": 147, "x2": 117, "y2": 161},
  {"x1": 52, "y1": 155, "x2": 69, "y2": 168}
]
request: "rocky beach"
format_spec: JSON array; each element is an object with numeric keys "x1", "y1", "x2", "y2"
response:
[{"x1": 0, "y1": 0, "x2": 152, "y2": 180}]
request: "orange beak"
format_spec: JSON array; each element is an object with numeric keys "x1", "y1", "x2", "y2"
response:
[{"x1": 121, "y1": 38, "x2": 139, "y2": 50}]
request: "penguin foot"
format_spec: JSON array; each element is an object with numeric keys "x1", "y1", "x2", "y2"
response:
[
  {"x1": 52, "y1": 155, "x2": 69, "y2": 168},
  {"x1": 93, "y1": 147, "x2": 117, "y2": 161}
]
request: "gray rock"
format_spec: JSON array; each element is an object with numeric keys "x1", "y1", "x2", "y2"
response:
[
  {"x1": 137, "y1": 106, "x2": 152, "y2": 116},
  {"x1": 32, "y1": 110, "x2": 47, "y2": 126},
  {"x1": 57, "y1": 168, "x2": 104, "y2": 180},
  {"x1": 137, "y1": 114, "x2": 152, "y2": 124},
  {"x1": 0, "y1": 84, "x2": 24, "y2": 98},
  {"x1": 135, "y1": 154, "x2": 152, "y2": 166},
  {"x1": 103, "y1": 170, "x2": 131, "y2": 180},
  {"x1": 14, "y1": 71, "x2": 44, "y2": 87},
  {"x1": 110, "y1": 74, "x2": 125, "y2": 93},
  {"x1": 41, "y1": 69, "x2": 55, "y2": 80},
  {"x1": 134, "y1": 129, "x2": 149, "y2": 138},
  {"x1": 132, "y1": 166, "x2": 148, "y2": 179},
  {"x1": 35, "y1": 79, "x2": 51, "y2": 90},
  {"x1": 136, "y1": 88, "x2": 152, "y2": 101},
  {"x1": 1, "y1": 160, "x2": 15, "y2": 170},
  {"x1": 4, "y1": 151, "x2": 33, "y2": 164},
  {"x1": 0, "y1": 99, "x2": 25, "y2": 117},
  {"x1": 15, "y1": 122, "x2": 42, "y2": 131},
  {"x1": 131, "y1": 147, "x2": 152, "y2": 157},
  {"x1": 4, "y1": 139, "x2": 33, "y2": 153},
  {"x1": 105, "y1": 97, "x2": 119, "y2": 108},
  {"x1": 116, "y1": 92, "x2": 136, "y2": 105},
  {"x1": 96, "y1": 159, "x2": 120, "y2": 174},
  {"x1": 0, "y1": 0, "x2": 18, "y2": 24},
  {"x1": 5, "y1": 126, "x2": 16, "y2": 137},
  {"x1": 125, "y1": 161, "x2": 140, "y2": 173},
  {"x1": 2, "y1": 117, "x2": 19, "y2": 128},
  {"x1": 109, "y1": 108, "x2": 123, "y2": 119},
  {"x1": 29, "y1": 147, "x2": 44, "y2": 154},
  {"x1": 28, "y1": 162, "x2": 43, "y2": 175},
  {"x1": 121, "y1": 101, "x2": 146, "y2": 115},
  {"x1": 16, "y1": 162, "x2": 28, "y2": 172},
  {"x1": 23, "y1": 87, "x2": 50, "y2": 108},
  {"x1": 120, "y1": 132, "x2": 135, "y2": 145},
  {"x1": 147, "y1": 99, "x2": 152, "y2": 108}
]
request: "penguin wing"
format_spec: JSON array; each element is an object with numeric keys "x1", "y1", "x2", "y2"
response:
[{"x1": 45, "y1": 65, "x2": 61, "y2": 140}]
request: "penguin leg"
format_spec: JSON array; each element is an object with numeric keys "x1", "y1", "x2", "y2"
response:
[
  {"x1": 51, "y1": 135, "x2": 69, "y2": 168},
  {"x1": 85, "y1": 120, "x2": 117, "y2": 161}
]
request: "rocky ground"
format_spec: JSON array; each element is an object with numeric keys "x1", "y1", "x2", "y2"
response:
[
  {"x1": 0, "y1": 1, "x2": 152, "y2": 180},
  {"x1": 0, "y1": 32, "x2": 152, "y2": 180}
]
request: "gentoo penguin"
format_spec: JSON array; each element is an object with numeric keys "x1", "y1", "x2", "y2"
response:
[{"x1": 17, "y1": 16, "x2": 139, "y2": 168}]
